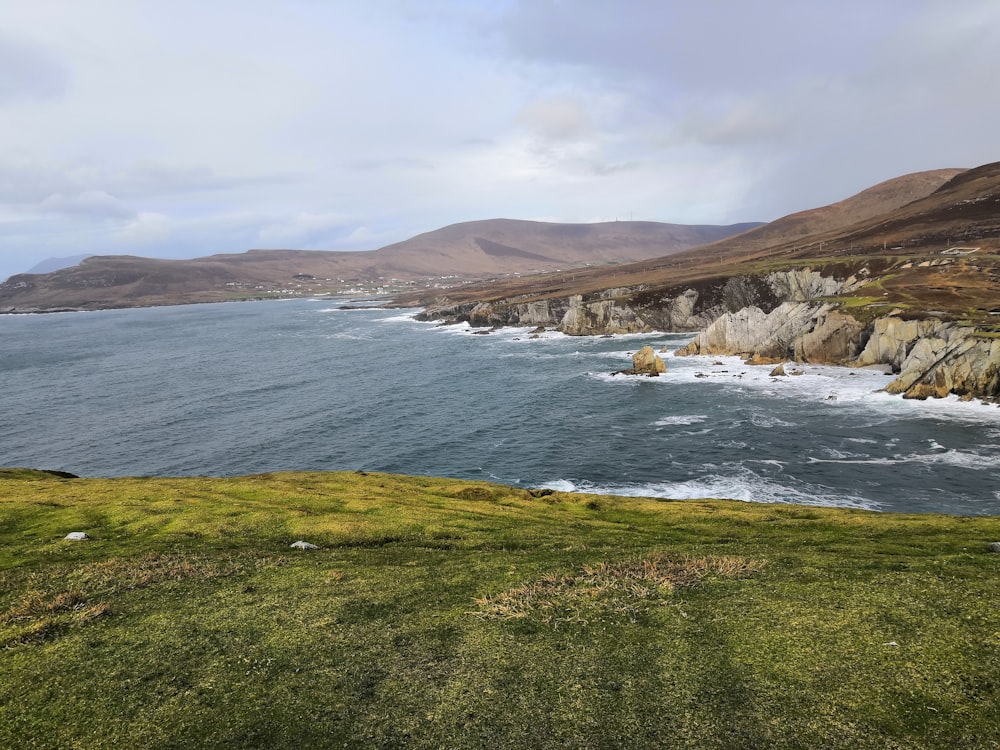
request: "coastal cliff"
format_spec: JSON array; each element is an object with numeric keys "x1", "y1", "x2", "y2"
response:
[
  {"x1": 676, "y1": 303, "x2": 1000, "y2": 401},
  {"x1": 418, "y1": 267, "x2": 1000, "y2": 402},
  {"x1": 418, "y1": 270, "x2": 836, "y2": 333}
]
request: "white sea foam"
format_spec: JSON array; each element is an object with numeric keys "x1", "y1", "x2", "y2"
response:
[
  {"x1": 816, "y1": 447, "x2": 867, "y2": 460},
  {"x1": 539, "y1": 472, "x2": 878, "y2": 510},
  {"x1": 592, "y1": 350, "x2": 1000, "y2": 422},
  {"x1": 806, "y1": 447, "x2": 989, "y2": 470},
  {"x1": 323, "y1": 331, "x2": 374, "y2": 341},
  {"x1": 317, "y1": 302, "x2": 394, "y2": 313},
  {"x1": 749, "y1": 411, "x2": 799, "y2": 428},
  {"x1": 654, "y1": 415, "x2": 708, "y2": 426},
  {"x1": 378, "y1": 312, "x2": 425, "y2": 323}
]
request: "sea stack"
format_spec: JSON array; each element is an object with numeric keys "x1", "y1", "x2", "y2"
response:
[{"x1": 614, "y1": 345, "x2": 666, "y2": 377}]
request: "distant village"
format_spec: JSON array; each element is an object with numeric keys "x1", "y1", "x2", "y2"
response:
[{"x1": 221, "y1": 272, "x2": 487, "y2": 299}]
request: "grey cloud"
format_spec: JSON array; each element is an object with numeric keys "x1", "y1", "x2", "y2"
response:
[
  {"x1": 0, "y1": 160, "x2": 290, "y2": 207},
  {"x1": 516, "y1": 97, "x2": 590, "y2": 141},
  {"x1": 0, "y1": 161, "x2": 67, "y2": 203},
  {"x1": 0, "y1": 32, "x2": 69, "y2": 103},
  {"x1": 492, "y1": 0, "x2": 910, "y2": 94}
]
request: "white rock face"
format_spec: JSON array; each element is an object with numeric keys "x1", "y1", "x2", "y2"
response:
[
  {"x1": 853, "y1": 317, "x2": 942, "y2": 370},
  {"x1": 64, "y1": 532, "x2": 90, "y2": 540},
  {"x1": 680, "y1": 302, "x2": 1000, "y2": 400},
  {"x1": 290, "y1": 540, "x2": 320, "y2": 550},
  {"x1": 796, "y1": 308, "x2": 866, "y2": 362},
  {"x1": 676, "y1": 302, "x2": 854, "y2": 362},
  {"x1": 767, "y1": 269, "x2": 857, "y2": 301},
  {"x1": 886, "y1": 329, "x2": 1000, "y2": 399},
  {"x1": 559, "y1": 295, "x2": 649, "y2": 336}
]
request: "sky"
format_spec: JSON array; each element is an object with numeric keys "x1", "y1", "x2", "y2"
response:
[{"x1": 1, "y1": 0, "x2": 999, "y2": 281}]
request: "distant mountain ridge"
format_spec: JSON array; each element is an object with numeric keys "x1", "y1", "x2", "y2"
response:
[
  {"x1": 398, "y1": 167, "x2": 970, "y2": 308},
  {"x1": 25, "y1": 254, "x2": 93, "y2": 275},
  {"x1": 368, "y1": 218, "x2": 761, "y2": 277},
  {"x1": 0, "y1": 219, "x2": 758, "y2": 312},
  {"x1": 1, "y1": 164, "x2": 988, "y2": 315}
]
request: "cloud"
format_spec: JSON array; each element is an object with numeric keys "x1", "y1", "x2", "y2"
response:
[
  {"x1": 40, "y1": 190, "x2": 135, "y2": 219},
  {"x1": 109, "y1": 163, "x2": 289, "y2": 199},
  {"x1": 0, "y1": 32, "x2": 69, "y2": 103},
  {"x1": 516, "y1": 97, "x2": 590, "y2": 141},
  {"x1": 0, "y1": 159, "x2": 280, "y2": 207},
  {"x1": 1, "y1": 0, "x2": 1000, "y2": 282},
  {"x1": 345, "y1": 156, "x2": 436, "y2": 172},
  {"x1": 255, "y1": 212, "x2": 357, "y2": 248},
  {"x1": 114, "y1": 212, "x2": 171, "y2": 246}
]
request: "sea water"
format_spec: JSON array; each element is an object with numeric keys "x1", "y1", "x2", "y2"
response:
[{"x1": 2, "y1": 298, "x2": 999, "y2": 515}]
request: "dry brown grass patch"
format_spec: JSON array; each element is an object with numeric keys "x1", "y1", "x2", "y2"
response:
[
  {"x1": 70, "y1": 551, "x2": 259, "y2": 592},
  {"x1": 1, "y1": 552, "x2": 267, "y2": 648},
  {"x1": 472, "y1": 554, "x2": 762, "y2": 626}
]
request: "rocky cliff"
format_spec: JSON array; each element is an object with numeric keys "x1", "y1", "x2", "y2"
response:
[
  {"x1": 417, "y1": 267, "x2": 1000, "y2": 402},
  {"x1": 419, "y1": 270, "x2": 849, "y2": 335},
  {"x1": 860, "y1": 318, "x2": 1000, "y2": 400},
  {"x1": 676, "y1": 303, "x2": 1000, "y2": 401},
  {"x1": 674, "y1": 302, "x2": 868, "y2": 364}
]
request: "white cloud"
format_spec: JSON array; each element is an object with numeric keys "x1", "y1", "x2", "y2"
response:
[
  {"x1": 1, "y1": 0, "x2": 999, "y2": 282},
  {"x1": 114, "y1": 212, "x2": 171, "y2": 246},
  {"x1": 40, "y1": 190, "x2": 134, "y2": 219}
]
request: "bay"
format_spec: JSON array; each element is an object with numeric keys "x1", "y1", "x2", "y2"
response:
[{"x1": 2, "y1": 298, "x2": 999, "y2": 515}]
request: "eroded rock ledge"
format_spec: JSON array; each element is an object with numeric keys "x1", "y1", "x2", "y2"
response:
[
  {"x1": 676, "y1": 305, "x2": 1000, "y2": 400},
  {"x1": 416, "y1": 268, "x2": 1000, "y2": 401}
]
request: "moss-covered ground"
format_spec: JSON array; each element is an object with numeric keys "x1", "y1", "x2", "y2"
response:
[{"x1": 2, "y1": 469, "x2": 999, "y2": 749}]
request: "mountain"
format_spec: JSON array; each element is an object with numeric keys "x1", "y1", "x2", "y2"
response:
[
  {"x1": 25, "y1": 254, "x2": 93, "y2": 275},
  {"x1": 0, "y1": 219, "x2": 756, "y2": 312},
  {"x1": 406, "y1": 162, "x2": 1000, "y2": 401},
  {"x1": 367, "y1": 218, "x2": 760, "y2": 276},
  {"x1": 398, "y1": 166, "x2": 969, "y2": 308},
  {"x1": 670, "y1": 167, "x2": 967, "y2": 268}
]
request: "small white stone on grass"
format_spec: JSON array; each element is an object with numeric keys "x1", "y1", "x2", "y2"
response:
[
  {"x1": 64, "y1": 532, "x2": 90, "y2": 541},
  {"x1": 988, "y1": 541, "x2": 1000, "y2": 553},
  {"x1": 290, "y1": 540, "x2": 319, "y2": 550}
]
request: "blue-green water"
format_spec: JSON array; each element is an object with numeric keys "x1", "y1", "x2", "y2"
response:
[{"x1": 2, "y1": 298, "x2": 999, "y2": 514}]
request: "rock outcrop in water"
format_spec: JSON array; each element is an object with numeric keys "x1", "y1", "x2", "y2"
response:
[{"x1": 613, "y1": 346, "x2": 666, "y2": 377}]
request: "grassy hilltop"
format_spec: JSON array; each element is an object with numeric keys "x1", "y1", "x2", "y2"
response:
[{"x1": 2, "y1": 469, "x2": 999, "y2": 749}]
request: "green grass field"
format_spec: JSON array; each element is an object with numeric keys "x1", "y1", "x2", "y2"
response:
[{"x1": 2, "y1": 469, "x2": 999, "y2": 749}]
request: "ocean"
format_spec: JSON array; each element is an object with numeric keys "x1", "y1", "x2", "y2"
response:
[{"x1": 2, "y1": 297, "x2": 999, "y2": 515}]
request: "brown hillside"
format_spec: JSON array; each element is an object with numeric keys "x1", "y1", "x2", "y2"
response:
[
  {"x1": 651, "y1": 167, "x2": 967, "y2": 269},
  {"x1": 396, "y1": 167, "x2": 973, "y2": 309},
  {"x1": 0, "y1": 220, "x2": 754, "y2": 312},
  {"x1": 370, "y1": 219, "x2": 759, "y2": 276}
]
